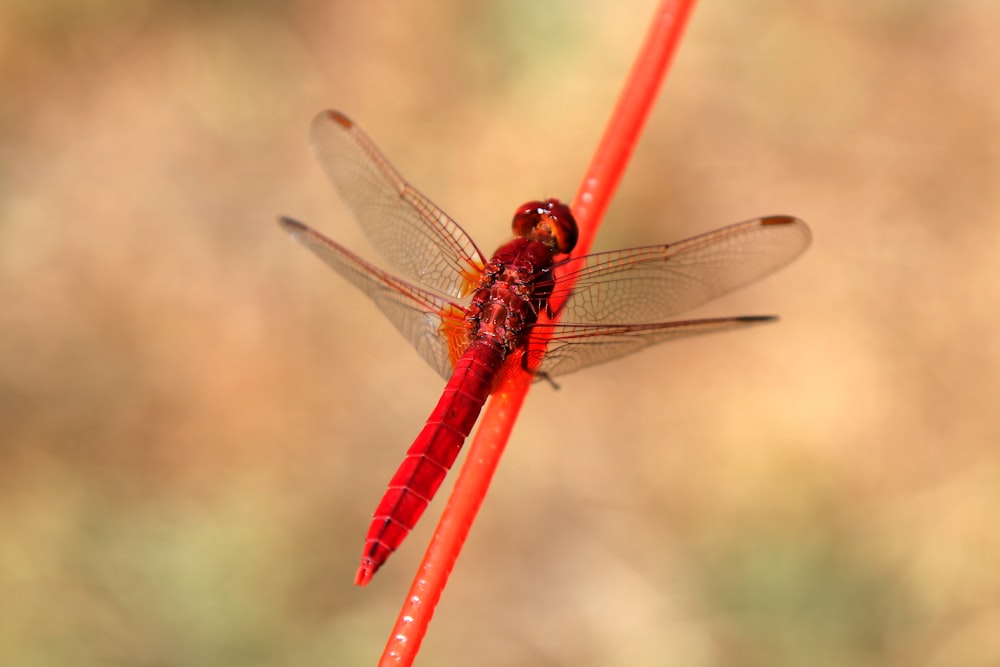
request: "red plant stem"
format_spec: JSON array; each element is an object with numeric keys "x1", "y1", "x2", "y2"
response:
[
  {"x1": 376, "y1": 1, "x2": 697, "y2": 664},
  {"x1": 569, "y1": 0, "x2": 697, "y2": 261}
]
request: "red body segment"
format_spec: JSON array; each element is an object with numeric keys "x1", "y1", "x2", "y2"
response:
[{"x1": 358, "y1": 339, "x2": 502, "y2": 584}]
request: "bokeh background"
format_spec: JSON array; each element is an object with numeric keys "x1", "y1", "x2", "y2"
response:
[{"x1": 2, "y1": 1, "x2": 998, "y2": 665}]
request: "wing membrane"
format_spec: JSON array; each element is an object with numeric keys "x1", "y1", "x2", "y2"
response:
[
  {"x1": 528, "y1": 317, "x2": 777, "y2": 379},
  {"x1": 279, "y1": 216, "x2": 465, "y2": 380},
  {"x1": 310, "y1": 111, "x2": 485, "y2": 298},
  {"x1": 552, "y1": 216, "x2": 811, "y2": 324}
]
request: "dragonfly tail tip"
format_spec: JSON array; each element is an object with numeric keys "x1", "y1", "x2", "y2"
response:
[{"x1": 354, "y1": 562, "x2": 376, "y2": 587}]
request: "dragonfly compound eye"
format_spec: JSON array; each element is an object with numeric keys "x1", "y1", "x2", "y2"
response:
[{"x1": 511, "y1": 198, "x2": 579, "y2": 254}]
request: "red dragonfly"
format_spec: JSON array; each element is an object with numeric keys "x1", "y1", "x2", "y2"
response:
[{"x1": 280, "y1": 111, "x2": 811, "y2": 586}]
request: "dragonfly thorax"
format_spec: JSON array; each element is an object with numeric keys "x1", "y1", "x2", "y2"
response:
[{"x1": 466, "y1": 236, "x2": 559, "y2": 353}]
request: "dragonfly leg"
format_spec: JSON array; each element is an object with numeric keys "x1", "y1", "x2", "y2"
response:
[
  {"x1": 538, "y1": 371, "x2": 561, "y2": 390},
  {"x1": 518, "y1": 352, "x2": 561, "y2": 390}
]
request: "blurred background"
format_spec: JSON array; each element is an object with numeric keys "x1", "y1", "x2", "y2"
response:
[{"x1": 2, "y1": 1, "x2": 998, "y2": 665}]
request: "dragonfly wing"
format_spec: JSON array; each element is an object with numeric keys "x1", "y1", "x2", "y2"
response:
[
  {"x1": 527, "y1": 317, "x2": 777, "y2": 379},
  {"x1": 310, "y1": 111, "x2": 486, "y2": 298},
  {"x1": 552, "y1": 216, "x2": 810, "y2": 324},
  {"x1": 279, "y1": 216, "x2": 465, "y2": 381}
]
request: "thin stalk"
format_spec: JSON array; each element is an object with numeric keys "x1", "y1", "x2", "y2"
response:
[{"x1": 376, "y1": 0, "x2": 697, "y2": 663}]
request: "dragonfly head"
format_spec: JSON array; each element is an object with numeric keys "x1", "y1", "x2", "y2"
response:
[{"x1": 512, "y1": 199, "x2": 578, "y2": 255}]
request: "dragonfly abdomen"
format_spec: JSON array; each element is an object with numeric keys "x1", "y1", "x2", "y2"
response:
[{"x1": 357, "y1": 339, "x2": 505, "y2": 584}]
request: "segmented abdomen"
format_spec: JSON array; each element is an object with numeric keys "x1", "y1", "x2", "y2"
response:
[{"x1": 356, "y1": 339, "x2": 505, "y2": 584}]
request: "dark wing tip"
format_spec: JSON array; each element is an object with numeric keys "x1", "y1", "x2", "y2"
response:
[
  {"x1": 735, "y1": 315, "x2": 779, "y2": 323},
  {"x1": 277, "y1": 215, "x2": 309, "y2": 234},
  {"x1": 760, "y1": 215, "x2": 812, "y2": 252},
  {"x1": 760, "y1": 215, "x2": 801, "y2": 226},
  {"x1": 315, "y1": 109, "x2": 352, "y2": 129}
]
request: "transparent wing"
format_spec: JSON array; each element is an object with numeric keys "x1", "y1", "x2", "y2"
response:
[
  {"x1": 310, "y1": 110, "x2": 486, "y2": 298},
  {"x1": 527, "y1": 317, "x2": 776, "y2": 379},
  {"x1": 551, "y1": 216, "x2": 811, "y2": 324},
  {"x1": 279, "y1": 216, "x2": 467, "y2": 381}
]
